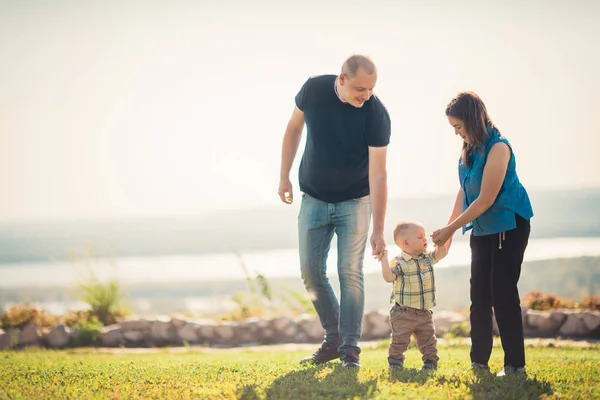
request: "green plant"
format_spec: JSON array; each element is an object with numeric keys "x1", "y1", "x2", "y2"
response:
[
  {"x1": 223, "y1": 251, "x2": 316, "y2": 320},
  {"x1": 77, "y1": 278, "x2": 126, "y2": 325},
  {"x1": 70, "y1": 316, "x2": 103, "y2": 347},
  {"x1": 71, "y1": 248, "x2": 128, "y2": 326},
  {"x1": 62, "y1": 310, "x2": 93, "y2": 328},
  {"x1": 445, "y1": 321, "x2": 471, "y2": 338}
]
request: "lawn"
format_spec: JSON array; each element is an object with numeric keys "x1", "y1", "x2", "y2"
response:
[{"x1": 1, "y1": 342, "x2": 598, "y2": 399}]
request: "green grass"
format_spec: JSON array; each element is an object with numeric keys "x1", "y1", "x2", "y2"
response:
[{"x1": 1, "y1": 343, "x2": 599, "y2": 399}]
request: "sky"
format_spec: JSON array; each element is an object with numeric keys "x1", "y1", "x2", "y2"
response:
[{"x1": 1, "y1": 0, "x2": 599, "y2": 222}]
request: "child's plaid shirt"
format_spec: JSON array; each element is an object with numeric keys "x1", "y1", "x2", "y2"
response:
[{"x1": 390, "y1": 251, "x2": 438, "y2": 310}]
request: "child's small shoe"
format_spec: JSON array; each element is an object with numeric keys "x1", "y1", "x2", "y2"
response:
[
  {"x1": 420, "y1": 360, "x2": 437, "y2": 372},
  {"x1": 388, "y1": 361, "x2": 404, "y2": 370}
]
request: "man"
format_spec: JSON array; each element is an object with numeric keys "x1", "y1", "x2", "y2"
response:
[{"x1": 278, "y1": 55, "x2": 391, "y2": 368}]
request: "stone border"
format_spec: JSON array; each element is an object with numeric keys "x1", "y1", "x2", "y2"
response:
[{"x1": 1, "y1": 309, "x2": 598, "y2": 350}]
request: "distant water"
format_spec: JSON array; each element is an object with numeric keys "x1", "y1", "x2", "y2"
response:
[{"x1": 1, "y1": 237, "x2": 600, "y2": 289}]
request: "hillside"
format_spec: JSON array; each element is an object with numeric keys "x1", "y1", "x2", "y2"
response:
[{"x1": 0, "y1": 187, "x2": 599, "y2": 263}]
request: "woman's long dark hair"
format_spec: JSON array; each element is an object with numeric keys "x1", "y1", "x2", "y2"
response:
[{"x1": 445, "y1": 91, "x2": 500, "y2": 167}]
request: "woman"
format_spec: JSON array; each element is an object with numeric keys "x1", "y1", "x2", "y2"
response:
[{"x1": 431, "y1": 91, "x2": 533, "y2": 377}]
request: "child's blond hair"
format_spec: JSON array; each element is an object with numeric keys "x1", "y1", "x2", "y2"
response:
[{"x1": 393, "y1": 221, "x2": 424, "y2": 243}]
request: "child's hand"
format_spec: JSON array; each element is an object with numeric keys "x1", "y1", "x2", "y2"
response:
[{"x1": 377, "y1": 249, "x2": 388, "y2": 262}]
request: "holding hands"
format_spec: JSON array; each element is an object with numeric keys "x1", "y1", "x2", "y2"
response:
[{"x1": 431, "y1": 226, "x2": 456, "y2": 246}]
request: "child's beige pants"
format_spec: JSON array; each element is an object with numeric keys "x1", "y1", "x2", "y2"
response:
[{"x1": 388, "y1": 304, "x2": 439, "y2": 365}]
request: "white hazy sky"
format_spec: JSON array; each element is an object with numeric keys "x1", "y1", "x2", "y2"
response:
[{"x1": 1, "y1": 0, "x2": 599, "y2": 222}]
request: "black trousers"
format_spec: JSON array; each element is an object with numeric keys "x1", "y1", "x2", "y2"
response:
[{"x1": 469, "y1": 214, "x2": 530, "y2": 368}]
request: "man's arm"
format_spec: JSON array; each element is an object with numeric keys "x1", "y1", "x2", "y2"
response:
[
  {"x1": 278, "y1": 106, "x2": 305, "y2": 204},
  {"x1": 369, "y1": 146, "x2": 388, "y2": 259}
]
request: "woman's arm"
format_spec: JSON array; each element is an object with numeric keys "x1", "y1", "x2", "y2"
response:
[
  {"x1": 432, "y1": 143, "x2": 511, "y2": 244},
  {"x1": 448, "y1": 187, "x2": 464, "y2": 225},
  {"x1": 447, "y1": 142, "x2": 511, "y2": 231}
]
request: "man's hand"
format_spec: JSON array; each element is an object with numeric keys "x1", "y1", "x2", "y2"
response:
[
  {"x1": 370, "y1": 231, "x2": 386, "y2": 260},
  {"x1": 278, "y1": 178, "x2": 293, "y2": 204}
]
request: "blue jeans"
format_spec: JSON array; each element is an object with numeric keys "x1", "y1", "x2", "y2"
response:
[{"x1": 298, "y1": 192, "x2": 371, "y2": 356}]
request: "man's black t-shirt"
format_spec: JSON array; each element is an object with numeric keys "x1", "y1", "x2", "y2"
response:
[{"x1": 295, "y1": 74, "x2": 391, "y2": 203}]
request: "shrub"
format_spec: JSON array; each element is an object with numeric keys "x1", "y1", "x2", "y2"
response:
[
  {"x1": 0, "y1": 304, "x2": 58, "y2": 330},
  {"x1": 70, "y1": 316, "x2": 103, "y2": 347},
  {"x1": 221, "y1": 251, "x2": 316, "y2": 321},
  {"x1": 579, "y1": 296, "x2": 600, "y2": 311},
  {"x1": 445, "y1": 321, "x2": 471, "y2": 338},
  {"x1": 72, "y1": 249, "x2": 128, "y2": 326},
  {"x1": 77, "y1": 278, "x2": 127, "y2": 325},
  {"x1": 522, "y1": 291, "x2": 574, "y2": 311}
]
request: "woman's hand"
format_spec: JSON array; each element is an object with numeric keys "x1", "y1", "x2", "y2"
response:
[{"x1": 431, "y1": 226, "x2": 456, "y2": 246}]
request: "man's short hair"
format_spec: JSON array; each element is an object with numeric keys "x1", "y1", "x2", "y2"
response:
[{"x1": 341, "y1": 55, "x2": 376, "y2": 78}]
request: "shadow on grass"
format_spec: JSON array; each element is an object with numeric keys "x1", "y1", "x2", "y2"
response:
[
  {"x1": 262, "y1": 362, "x2": 378, "y2": 400},
  {"x1": 387, "y1": 367, "x2": 434, "y2": 385},
  {"x1": 236, "y1": 384, "x2": 261, "y2": 400},
  {"x1": 441, "y1": 372, "x2": 553, "y2": 400}
]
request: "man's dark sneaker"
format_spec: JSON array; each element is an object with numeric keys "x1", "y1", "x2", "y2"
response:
[
  {"x1": 341, "y1": 348, "x2": 361, "y2": 368},
  {"x1": 497, "y1": 365, "x2": 526, "y2": 377},
  {"x1": 299, "y1": 342, "x2": 340, "y2": 365},
  {"x1": 420, "y1": 360, "x2": 437, "y2": 372}
]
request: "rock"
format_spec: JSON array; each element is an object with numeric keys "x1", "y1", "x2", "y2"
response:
[
  {"x1": 0, "y1": 329, "x2": 19, "y2": 350},
  {"x1": 235, "y1": 319, "x2": 260, "y2": 344},
  {"x1": 433, "y1": 311, "x2": 467, "y2": 337},
  {"x1": 213, "y1": 322, "x2": 236, "y2": 345},
  {"x1": 0, "y1": 330, "x2": 8, "y2": 350},
  {"x1": 559, "y1": 313, "x2": 589, "y2": 337},
  {"x1": 362, "y1": 311, "x2": 390, "y2": 340},
  {"x1": 47, "y1": 324, "x2": 72, "y2": 348},
  {"x1": 526, "y1": 311, "x2": 567, "y2": 337},
  {"x1": 581, "y1": 311, "x2": 600, "y2": 334},
  {"x1": 123, "y1": 330, "x2": 145, "y2": 343},
  {"x1": 178, "y1": 322, "x2": 201, "y2": 343},
  {"x1": 149, "y1": 320, "x2": 175, "y2": 346},
  {"x1": 257, "y1": 318, "x2": 276, "y2": 344},
  {"x1": 170, "y1": 318, "x2": 188, "y2": 329},
  {"x1": 197, "y1": 321, "x2": 217, "y2": 345},
  {"x1": 120, "y1": 319, "x2": 152, "y2": 333},
  {"x1": 270, "y1": 317, "x2": 297, "y2": 343},
  {"x1": 99, "y1": 324, "x2": 124, "y2": 347},
  {"x1": 296, "y1": 315, "x2": 324, "y2": 343},
  {"x1": 19, "y1": 324, "x2": 41, "y2": 347}
]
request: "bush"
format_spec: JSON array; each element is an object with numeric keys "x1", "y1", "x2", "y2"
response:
[
  {"x1": 63, "y1": 310, "x2": 94, "y2": 328},
  {"x1": 70, "y1": 316, "x2": 103, "y2": 347},
  {"x1": 579, "y1": 296, "x2": 600, "y2": 311},
  {"x1": 445, "y1": 322, "x2": 471, "y2": 338},
  {"x1": 220, "y1": 251, "x2": 316, "y2": 321},
  {"x1": 78, "y1": 278, "x2": 127, "y2": 325},
  {"x1": 522, "y1": 291, "x2": 600, "y2": 311},
  {"x1": 72, "y1": 249, "x2": 128, "y2": 326},
  {"x1": 523, "y1": 291, "x2": 574, "y2": 311},
  {"x1": 0, "y1": 304, "x2": 58, "y2": 330}
]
